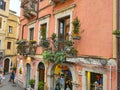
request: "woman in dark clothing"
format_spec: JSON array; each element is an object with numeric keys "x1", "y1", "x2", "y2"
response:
[{"x1": 9, "y1": 70, "x2": 15, "y2": 83}]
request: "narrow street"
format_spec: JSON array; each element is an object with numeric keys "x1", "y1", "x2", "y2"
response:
[{"x1": 0, "y1": 74, "x2": 24, "y2": 90}]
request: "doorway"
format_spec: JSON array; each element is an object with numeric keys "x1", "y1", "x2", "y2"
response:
[
  {"x1": 38, "y1": 62, "x2": 45, "y2": 90},
  {"x1": 4, "y1": 58, "x2": 10, "y2": 73},
  {"x1": 26, "y1": 63, "x2": 31, "y2": 88}
]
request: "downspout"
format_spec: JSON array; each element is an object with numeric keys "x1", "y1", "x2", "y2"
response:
[
  {"x1": 21, "y1": 24, "x2": 26, "y2": 39},
  {"x1": 110, "y1": 64, "x2": 112, "y2": 90}
]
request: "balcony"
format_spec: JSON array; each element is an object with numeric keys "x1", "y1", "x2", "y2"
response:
[
  {"x1": 23, "y1": 6, "x2": 37, "y2": 18},
  {"x1": 50, "y1": 0, "x2": 65, "y2": 5},
  {"x1": 16, "y1": 40, "x2": 37, "y2": 56},
  {"x1": 0, "y1": 49, "x2": 4, "y2": 59}
]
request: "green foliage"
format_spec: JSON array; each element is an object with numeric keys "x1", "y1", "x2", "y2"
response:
[
  {"x1": 38, "y1": 81, "x2": 44, "y2": 90},
  {"x1": 72, "y1": 17, "x2": 80, "y2": 34},
  {"x1": 70, "y1": 48, "x2": 77, "y2": 57},
  {"x1": 51, "y1": 33, "x2": 56, "y2": 41},
  {"x1": 112, "y1": 30, "x2": 120, "y2": 35},
  {"x1": 41, "y1": 28, "x2": 46, "y2": 39},
  {"x1": 41, "y1": 39, "x2": 49, "y2": 48},
  {"x1": 42, "y1": 50, "x2": 52, "y2": 63},
  {"x1": 65, "y1": 40, "x2": 73, "y2": 46},
  {"x1": 29, "y1": 40, "x2": 37, "y2": 44},
  {"x1": 29, "y1": 79, "x2": 35, "y2": 85},
  {"x1": 54, "y1": 51, "x2": 66, "y2": 63}
]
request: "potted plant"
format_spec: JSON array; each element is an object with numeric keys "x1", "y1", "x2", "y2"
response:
[
  {"x1": 29, "y1": 79, "x2": 35, "y2": 88},
  {"x1": 51, "y1": 33, "x2": 56, "y2": 41},
  {"x1": 112, "y1": 29, "x2": 120, "y2": 37},
  {"x1": 72, "y1": 17, "x2": 81, "y2": 40},
  {"x1": 41, "y1": 39, "x2": 50, "y2": 48},
  {"x1": 38, "y1": 81, "x2": 44, "y2": 90},
  {"x1": 69, "y1": 48, "x2": 77, "y2": 57}
]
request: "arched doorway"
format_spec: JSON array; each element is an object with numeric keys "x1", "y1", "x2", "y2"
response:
[
  {"x1": 38, "y1": 62, "x2": 45, "y2": 90},
  {"x1": 4, "y1": 58, "x2": 10, "y2": 73},
  {"x1": 54, "y1": 64, "x2": 72, "y2": 90},
  {"x1": 26, "y1": 63, "x2": 31, "y2": 89}
]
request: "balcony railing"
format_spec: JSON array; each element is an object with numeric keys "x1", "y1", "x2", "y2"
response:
[
  {"x1": 50, "y1": 0, "x2": 65, "y2": 5},
  {"x1": 23, "y1": 6, "x2": 37, "y2": 18},
  {"x1": 16, "y1": 40, "x2": 37, "y2": 56},
  {"x1": 0, "y1": 49, "x2": 4, "y2": 58}
]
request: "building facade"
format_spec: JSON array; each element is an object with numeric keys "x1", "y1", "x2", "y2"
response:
[
  {"x1": 16, "y1": 0, "x2": 117, "y2": 90},
  {"x1": 0, "y1": 0, "x2": 20, "y2": 74}
]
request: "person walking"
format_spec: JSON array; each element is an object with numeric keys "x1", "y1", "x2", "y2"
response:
[
  {"x1": 9, "y1": 70, "x2": 15, "y2": 84},
  {"x1": 0, "y1": 70, "x2": 3, "y2": 85}
]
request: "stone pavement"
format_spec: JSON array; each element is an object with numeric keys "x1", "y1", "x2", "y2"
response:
[{"x1": 0, "y1": 74, "x2": 24, "y2": 90}]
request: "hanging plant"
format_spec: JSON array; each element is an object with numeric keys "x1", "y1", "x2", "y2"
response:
[
  {"x1": 54, "y1": 51, "x2": 66, "y2": 64},
  {"x1": 69, "y1": 48, "x2": 77, "y2": 57},
  {"x1": 42, "y1": 50, "x2": 53, "y2": 63}
]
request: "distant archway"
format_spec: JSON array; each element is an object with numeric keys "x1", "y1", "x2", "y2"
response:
[{"x1": 4, "y1": 58, "x2": 10, "y2": 73}]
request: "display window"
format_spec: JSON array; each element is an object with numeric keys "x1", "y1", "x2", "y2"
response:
[
  {"x1": 86, "y1": 71, "x2": 103, "y2": 90},
  {"x1": 54, "y1": 64, "x2": 72, "y2": 90}
]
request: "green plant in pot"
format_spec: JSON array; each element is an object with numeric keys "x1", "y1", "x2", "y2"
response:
[
  {"x1": 29, "y1": 79, "x2": 35, "y2": 88},
  {"x1": 38, "y1": 81, "x2": 44, "y2": 90},
  {"x1": 41, "y1": 39, "x2": 50, "y2": 48},
  {"x1": 112, "y1": 29, "x2": 120, "y2": 36},
  {"x1": 72, "y1": 17, "x2": 81, "y2": 40},
  {"x1": 69, "y1": 48, "x2": 77, "y2": 57}
]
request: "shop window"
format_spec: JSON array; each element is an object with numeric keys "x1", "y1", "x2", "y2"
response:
[
  {"x1": 58, "y1": 16, "x2": 70, "y2": 50},
  {"x1": 0, "y1": 17, "x2": 2, "y2": 28},
  {"x1": 0, "y1": 0, "x2": 6, "y2": 10},
  {"x1": 54, "y1": 64, "x2": 72, "y2": 90},
  {"x1": 7, "y1": 42, "x2": 11, "y2": 49},
  {"x1": 8, "y1": 26, "x2": 12, "y2": 33},
  {"x1": 86, "y1": 71, "x2": 103, "y2": 90},
  {"x1": 29, "y1": 28, "x2": 34, "y2": 40}
]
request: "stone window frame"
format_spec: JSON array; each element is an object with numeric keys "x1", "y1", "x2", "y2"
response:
[
  {"x1": 82, "y1": 68, "x2": 107, "y2": 90},
  {"x1": 28, "y1": 22, "x2": 36, "y2": 41},
  {"x1": 38, "y1": 16, "x2": 49, "y2": 45}
]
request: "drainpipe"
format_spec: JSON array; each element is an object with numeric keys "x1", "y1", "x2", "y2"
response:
[
  {"x1": 110, "y1": 64, "x2": 112, "y2": 90},
  {"x1": 21, "y1": 24, "x2": 26, "y2": 39}
]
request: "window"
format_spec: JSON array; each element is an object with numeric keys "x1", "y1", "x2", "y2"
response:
[
  {"x1": 8, "y1": 26, "x2": 12, "y2": 33},
  {"x1": 40, "y1": 23, "x2": 47, "y2": 39},
  {"x1": 86, "y1": 72, "x2": 103, "y2": 90},
  {"x1": 0, "y1": 17, "x2": 2, "y2": 28},
  {"x1": 7, "y1": 42, "x2": 11, "y2": 49},
  {"x1": 0, "y1": 0, "x2": 6, "y2": 10},
  {"x1": 58, "y1": 16, "x2": 70, "y2": 50},
  {"x1": 29, "y1": 28, "x2": 34, "y2": 40}
]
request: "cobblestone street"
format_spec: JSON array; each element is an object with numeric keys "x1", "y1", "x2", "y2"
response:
[{"x1": 0, "y1": 74, "x2": 24, "y2": 90}]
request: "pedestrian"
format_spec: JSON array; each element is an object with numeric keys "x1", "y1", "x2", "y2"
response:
[
  {"x1": 9, "y1": 70, "x2": 15, "y2": 84},
  {"x1": 0, "y1": 70, "x2": 3, "y2": 85}
]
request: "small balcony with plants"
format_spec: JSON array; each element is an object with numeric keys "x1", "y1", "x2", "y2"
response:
[
  {"x1": 22, "y1": 0, "x2": 37, "y2": 18},
  {"x1": 16, "y1": 39, "x2": 37, "y2": 56}
]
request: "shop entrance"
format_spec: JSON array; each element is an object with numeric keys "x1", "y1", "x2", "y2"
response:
[
  {"x1": 54, "y1": 64, "x2": 72, "y2": 90},
  {"x1": 38, "y1": 62, "x2": 45, "y2": 90}
]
